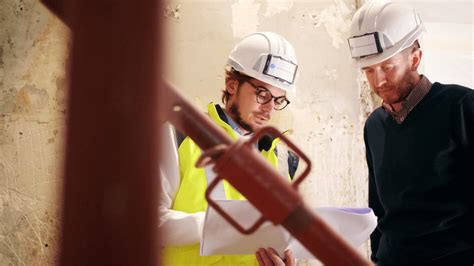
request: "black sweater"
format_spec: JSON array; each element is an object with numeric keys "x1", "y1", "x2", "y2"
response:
[{"x1": 364, "y1": 82, "x2": 474, "y2": 265}]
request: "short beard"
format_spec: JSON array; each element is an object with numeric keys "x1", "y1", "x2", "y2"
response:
[
  {"x1": 229, "y1": 103, "x2": 253, "y2": 133},
  {"x1": 396, "y1": 69, "x2": 416, "y2": 103},
  {"x1": 382, "y1": 67, "x2": 416, "y2": 105}
]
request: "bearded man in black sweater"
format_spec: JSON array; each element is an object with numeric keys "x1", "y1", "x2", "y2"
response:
[{"x1": 348, "y1": 1, "x2": 473, "y2": 265}]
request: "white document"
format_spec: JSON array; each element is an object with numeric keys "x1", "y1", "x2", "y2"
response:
[{"x1": 200, "y1": 200, "x2": 377, "y2": 259}]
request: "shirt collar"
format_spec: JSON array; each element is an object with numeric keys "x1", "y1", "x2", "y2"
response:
[
  {"x1": 222, "y1": 109, "x2": 247, "y2": 136},
  {"x1": 382, "y1": 75, "x2": 432, "y2": 124}
]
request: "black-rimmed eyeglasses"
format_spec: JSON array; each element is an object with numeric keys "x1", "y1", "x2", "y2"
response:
[{"x1": 246, "y1": 81, "x2": 290, "y2": 111}]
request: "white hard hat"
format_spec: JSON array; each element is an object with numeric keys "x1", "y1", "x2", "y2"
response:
[
  {"x1": 227, "y1": 32, "x2": 298, "y2": 92},
  {"x1": 348, "y1": 0, "x2": 425, "y2": 68}
]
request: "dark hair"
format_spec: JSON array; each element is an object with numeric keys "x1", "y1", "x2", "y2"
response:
[
  {"x1": 414, "y1": 40, "x2": 420, "y2": 49},
  {"x1": 409, "y1": 40, "x2": 421, "y2": 52},
  {"x1": 222, "y1": 68, "x2": 252, "y2": 104}
]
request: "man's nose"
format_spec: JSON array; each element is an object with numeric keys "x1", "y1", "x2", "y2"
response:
[
  {"x1": 373, "y1": 69, "x2": 387, "y2": 88},
  {"x1": 260, "y1": 99, "x2": 274, "y2": 112}
]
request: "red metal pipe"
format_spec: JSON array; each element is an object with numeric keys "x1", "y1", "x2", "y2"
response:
[{"x1": 159, "y1": 81, "x2": 232, "y2": 149}]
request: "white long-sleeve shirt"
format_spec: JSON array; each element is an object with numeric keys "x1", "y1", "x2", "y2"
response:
[
  {"x1": 158, "y1": 123, "x2": 205, "y2": 246},
  {"x1": 158, "y1": 119, "x2": 293, "y2": 247}
]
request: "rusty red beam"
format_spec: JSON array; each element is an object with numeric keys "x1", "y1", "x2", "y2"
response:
[
  {"x1": 41, "y1": 0, "x2": 163, "y2": 265},
  {"x1": 159, "y1": 82, "x2": 232, "y2": 148}
]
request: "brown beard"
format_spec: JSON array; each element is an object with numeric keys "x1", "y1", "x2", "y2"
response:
[
  {"x1": 229, "y1": 103, "x2": 253, "y2": 133},
  {"x1": 379, "y1": 67, "x2": 416, "y2": 105},
  {"x1": 395, "y1": 69, "x2": 416, "y2": 104}
]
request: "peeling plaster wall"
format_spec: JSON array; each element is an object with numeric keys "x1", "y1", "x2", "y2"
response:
[{"x1": 0, "y1": 0, "x2": 69, "y2": 264}]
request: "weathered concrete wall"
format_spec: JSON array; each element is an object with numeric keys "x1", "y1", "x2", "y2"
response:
[{"x1": 0, "y1": 0, "x2": 69, "y2": 264}]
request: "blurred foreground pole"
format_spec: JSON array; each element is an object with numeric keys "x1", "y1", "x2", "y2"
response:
[{"x1": 41, "y1": 0, "x2": 163, "y2": 265}]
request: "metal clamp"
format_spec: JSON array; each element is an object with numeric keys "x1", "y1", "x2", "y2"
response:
[{"x1": 199, "y1": 126, "x2": 312, "y2": 234}]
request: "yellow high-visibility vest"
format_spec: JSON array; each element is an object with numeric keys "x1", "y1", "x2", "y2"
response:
[{"x1": 162, "y1": 103, "x2": 288, "y2": 266}]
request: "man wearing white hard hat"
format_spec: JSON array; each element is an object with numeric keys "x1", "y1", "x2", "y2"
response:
[
  {"x1": 348, "y1": 1, "x2": 474, "y2": 265},
  {"x1": 159, "y1": 32, "x2": 299, "y2": 266}
]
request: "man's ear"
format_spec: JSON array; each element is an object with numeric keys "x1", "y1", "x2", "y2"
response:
[
  {"x1": 410, "y1": 48, "x2": 422, "y2": 71},
  {"x1": 226, "y1": 79, "x2": 239, "y2": 95}
]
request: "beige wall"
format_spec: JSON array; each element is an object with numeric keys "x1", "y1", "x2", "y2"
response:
[
  {"x1": 0, "y1": 0, "x2": 69, "y2": 264},
  {"x1": 1, "y1": 0, "x2": 472, "y2": 264}
]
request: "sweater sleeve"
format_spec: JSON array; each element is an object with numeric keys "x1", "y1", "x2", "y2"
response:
[
  {"x1": 158, "y1": 123, "x2": 205, "y2": 246},
  {"x1": 455, "y1": 90, "x2": 474, "y2": 150},
  {"x1": 364, "y1": 124, "x2": 384, "y2": 262},
  {"x1": 453, "y1": 90, "x2": 474, "y2": 234}
]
